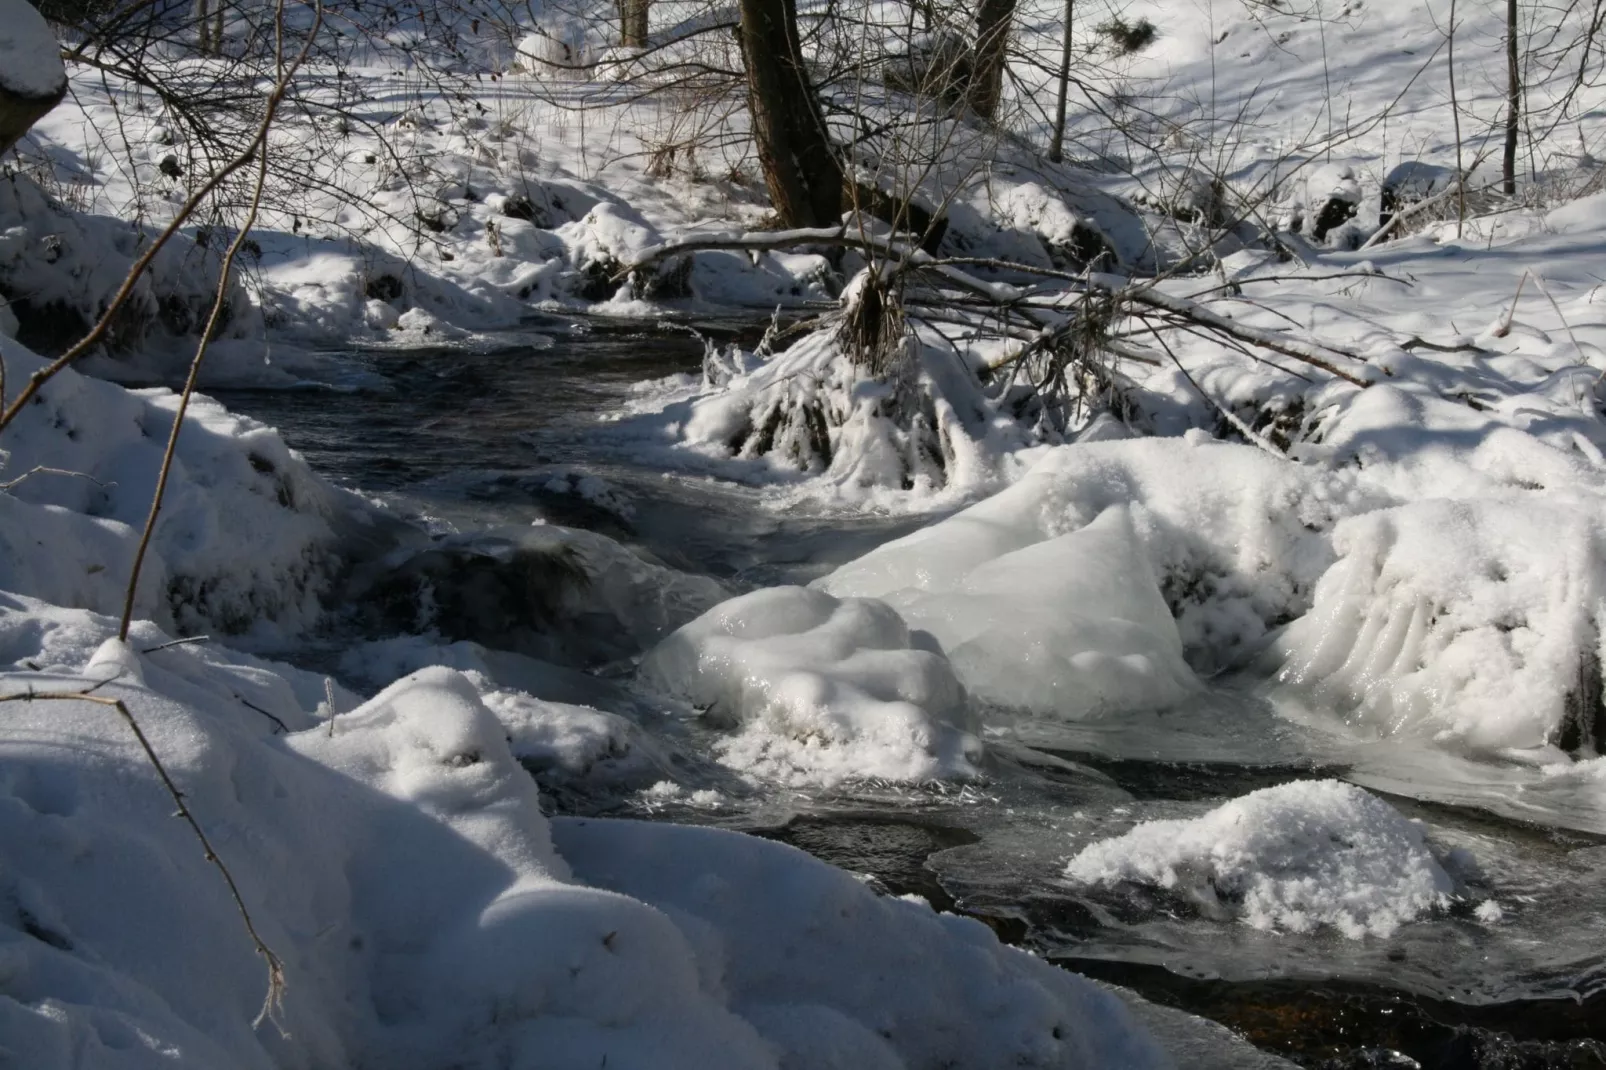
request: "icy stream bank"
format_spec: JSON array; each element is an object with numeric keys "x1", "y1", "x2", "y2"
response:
[{"x1": 204, "y1": 319, "x2": 1606, "y2": 1069}]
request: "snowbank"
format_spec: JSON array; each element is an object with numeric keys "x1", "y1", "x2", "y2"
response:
[
  {"x1": 0, "y1": 604, "x2": 1169, "y2": 1069},
  {"x1": 0, "y1": 335, "x2": 357, "y2": 640},
  {"x1": 638, "y1": 585, "x2": 982, "y2": 785},
  {"x1": 1065, "y1": 780, "x2": 1457, "y2": 938}
]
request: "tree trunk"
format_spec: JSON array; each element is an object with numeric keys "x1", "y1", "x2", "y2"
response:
[
  {"x1": 737, "y1": 0, "x2": 843, "y2": 228},
  {"x1": 969, "y1": 0, "x2": 1016, "y2": 121},
  {"x1": 1503, "y1": 0, "x2": 1519, "y2": 195},
  {"x1": 621, "y1": 0, "x2": 649, "y2": 48},
  {"x1": 1047, "y1": 0, "x2": 1074, "y2": 161}
]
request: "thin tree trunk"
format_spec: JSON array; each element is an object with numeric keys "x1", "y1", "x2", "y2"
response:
[
  {"x1": 621, "y1": 0, "x2": 649, "y2": 48},
  {"x1": 1503, "y1": 0, "x2": 1520, "y2": 195},
  {"x1": 969, "y1": 0, "x2": 1015, "y2": 121},
  {"x1": 197, "y1": 0, "x2": 212, "y2": 53},
  {"x1": 1449, "y1": 0, "x2": 1465, "y2": 235},
  {"x1": 1047, "y1": 0, "x2": 1074, "y2": 161},
  {"x1": 737, "y1": 0, "x2": 843, "y2": 227}
]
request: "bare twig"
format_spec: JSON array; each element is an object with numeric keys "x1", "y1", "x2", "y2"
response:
[
  {"x1": 139, "y1": 635, "x2": 211, "y2": 653},
  {"x1": 0, "y1": 685, "x2": 285, "y2": 1025},
  {"x1": 118, "y1": 0, "x2": 324, "y2": 644}
]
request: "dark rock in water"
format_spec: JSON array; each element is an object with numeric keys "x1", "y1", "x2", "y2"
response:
[
  {"x1": 576, "y1": 256, "x2": 625, "y2": 301},
  {"x1": 365, "y1": 273, "x2": 404, "y2": 303},
  {"x1": 1311, "y1": 195, "x2": 1359, "y2": 242},
  {"x1": 356, "y1": 535, "x2": 592, "y2": 661}
]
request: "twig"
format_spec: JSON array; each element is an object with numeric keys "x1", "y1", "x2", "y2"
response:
[
  {"x1": 139, "y1": 635, "x2": 211, "y2": 653},
  {"x1": 118, "y1": 0, "x2": 324, "y2": 644},
  {"x1": 233, "y1": 692, "x2": 290, "y2": 735},
  {"x1": 1492, "y1": 271, "x2": 1529, "y2": 338},
  {"x1": 0, "y1": 685, "x2": 285, "y2": 1025},
  {"x1": 0, "y1": 466, "x2": 114, "y2": 493}
]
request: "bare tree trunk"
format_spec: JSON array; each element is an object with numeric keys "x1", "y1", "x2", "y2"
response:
[
  {"x1": 621, "y1": 0, "x2": 649, "y2": 48},
  {"x1": 1047, "y1": 0, "x2": 1074, "y2": 161},
  {"x1": 969, "y1": 0, "x2": 1016, "y2": 121},
  {"x1": 737, "y1": 0, "x2": 843, "y2": 228},
  {"x1": 1503, "y1": 0, "x2": 1520, "y2": 195}
]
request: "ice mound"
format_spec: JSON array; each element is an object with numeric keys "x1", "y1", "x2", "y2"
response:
[
  {"x1": 878, "y1": 506, "x2": 1196, "y2": 717},
  {"x1": 637, "y1": 585, "x2": 981, "y2": 784},
  {"x1": 1065, "y1": 780, "x2": 1456, "y2": 938},
  {"x1": 1274, "y1": 497, "x2": 1606, "y2": 753},
  {"x1": 821, "y1": 437, "x2": 1370, "y2": 707}
]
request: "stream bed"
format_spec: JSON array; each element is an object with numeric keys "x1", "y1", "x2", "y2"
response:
[{"x1": 216, "y1": 320, "x2": 1606, "y2": 1070}]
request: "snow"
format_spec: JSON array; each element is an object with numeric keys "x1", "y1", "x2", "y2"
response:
[
  {"x1": 0, "y1": 600, "x2": 1169, "y2": 1069},
  {"x1": 0, "y1": 0, "x2": 66, "y2": 99},
  {"x1": 638, "y1": 585, "x2": 983, "y2": 785},
  {"x1": 0, "y1": 335, "x2": 358, "y2": 641},
  {"x1": 1065, "y1": 780, "x2": 1458, "y2": 938}
]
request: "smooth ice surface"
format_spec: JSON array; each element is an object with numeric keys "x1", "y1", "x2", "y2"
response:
[
  {"x1": 820, "y1": 438, "x2": 1365, "y2": 711},
  {"x1": 638, "y1": 585, "x2": 982, "y2": 784},
  {"x1": 1065, "y1": 780, "x2": 1458, "y2": 938}
]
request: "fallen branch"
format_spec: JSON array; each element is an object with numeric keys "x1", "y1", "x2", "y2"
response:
[{"x1": 625, "y1": 228, "x2": 1373, "y2": 387}]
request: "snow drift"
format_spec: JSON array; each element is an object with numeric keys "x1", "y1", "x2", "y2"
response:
[{"x1": 0, "y1": 600, "x2": 1169, "y2": 1069}]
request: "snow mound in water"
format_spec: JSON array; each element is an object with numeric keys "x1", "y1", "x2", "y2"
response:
[
  {"x1": 0, "y1": 602, "x2": 1167, "y2": 1069},
  {"x1": 638, "y1": 585, "x2": 982, "y2": 784},
  {"x1": 821, "y1": 437, "x2": 1373, "y2": 707},
  {"x1": 1065, "y1": 780, "x2": 1456, "y2": 938},
  {"x1": 1274, "y1": 497, "x2": 1606, "y2": 754}
]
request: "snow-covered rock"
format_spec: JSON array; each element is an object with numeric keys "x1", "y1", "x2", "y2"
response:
[
  {"x1": 1274, "y1": 497, "x2": 1606, "y2": 753},
  {"x1": 1065, "y1": 780, "x2": 1457, "y2": 938},
  {"x1": 821, "y1": 437, "x2": 1374, "y2": 697},
  {"x1": 638, "y1": 585, "x2": 982, "y2": 785}
]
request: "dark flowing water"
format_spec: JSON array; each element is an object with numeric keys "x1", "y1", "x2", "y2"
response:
[{"x1": 215, "y1": 320, "x2": 1606, "y2": 1070}]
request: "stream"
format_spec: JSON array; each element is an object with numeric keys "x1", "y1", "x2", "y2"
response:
[{"x1": 215, "y1": 319, "x2": 1606, "y2": 1070}]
